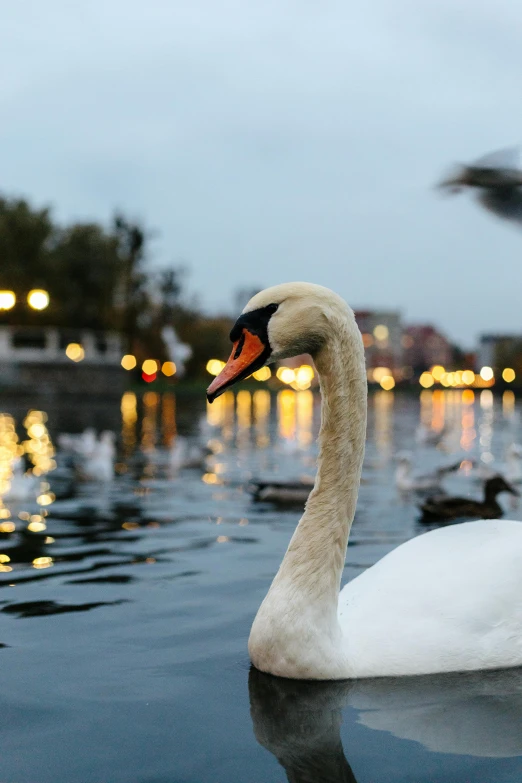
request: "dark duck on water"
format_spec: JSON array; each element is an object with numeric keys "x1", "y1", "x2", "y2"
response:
[{"x1": 419, "y1": 475, "x2": 519, "y2": 523}]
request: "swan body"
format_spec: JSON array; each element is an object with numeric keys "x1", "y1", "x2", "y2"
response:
[{"x1": 207, "y1": 282, "x2": 522, "y2": 680}]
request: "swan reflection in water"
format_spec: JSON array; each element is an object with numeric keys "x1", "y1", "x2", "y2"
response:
[{"x1": 249, "y1": 666, "x2": 522, "y2": 782}]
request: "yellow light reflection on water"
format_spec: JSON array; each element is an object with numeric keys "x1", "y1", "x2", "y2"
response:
[
  {"x1": 480, "y1": 389, "x2": 494, "y2": 409},
  {"x1": 141, "y1": 391, "x2": 158, "y2": 451},
  {"x1": 253, "y1": 389, "x2": 270, "y2": 448},
  {"x1": 121, "y1": 391, "x2": 138, "y2": 455},
  {"x1": 503, "y1": 390, "x2": 516, "y2": 417},
  {"x1": 162, "y1": 393, "x2": 177, "y2": 447},
  {"x1": 460, "y1": 391, "x2": 476, "y2": 451},
  {"x1": 296, "y1": 390, "x2": 314, "y2": 447},
  {"x1": 431, "y1": 389, "x2": 445, "y2": 432},
  {"x1": 22, "y1": 410, "x2": 56, "y2": 476},
  {"x1": 374, "y1": 389, "x2": 394, "y2": 457},
  {"x1": 419, "y1": 389, "x2": 433, "y2": 426},
  {"x1": 0, "y1": 413, "x2": 22, "y2": 500},
  {"x1": 462, "y1": 389, "x2": 475, "y2": 405},
  {"x1": 32, "y1": 556, "x2": 53, "y2": 569},
  {"x1": 222, "y1": 391, "x2": 235, "y2": 442},
  {"x1": 28, "y1": 520, "x2": 47, "y2": 532},
  {"x1": 278, "y1": 389, "x2": 296, "y2": 441},
  {"x1": 206, "y1": 395, "x2": 225, "y2": 428},
  {"x1": 236, "y1": 390, "x2": 252, "y2": 449},
  {"x1": 236, "y1": 390, "x2": 252, "y2": 430}
]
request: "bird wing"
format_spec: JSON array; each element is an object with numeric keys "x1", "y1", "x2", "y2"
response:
[
  {"x1": 472, "y1": 147, "x2": 519, "y2": 170},
  {"x1": 478, "y1": 188, "x2": 522, "y2": 224}
]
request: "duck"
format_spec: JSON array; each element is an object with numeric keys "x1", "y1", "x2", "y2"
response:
[
  {"x1": 207, "y1": 282, "x2": 522, "y2": 680},
  {"x1": 419, "y1": 475, "x2": 518, "y2": 522},
  {"x1": 394, "y1": 451, "x2": 460, "y2": 494},
  {"x1": 249, "y1": 477, "x2": 315, "y2": 506},
  {"x1": 438, "y1": 147, "x2": 522, "y2": 225}
]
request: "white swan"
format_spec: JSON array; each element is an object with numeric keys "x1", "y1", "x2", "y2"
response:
[
  {"x1": 207, "y1": 282, "x2": 522, "y2": 680},
  {"x1": 80, "y1": 431, "x2": 115, "y2": 482}
]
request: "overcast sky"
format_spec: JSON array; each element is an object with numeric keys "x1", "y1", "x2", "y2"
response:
[{"x1": 2, "y1": 0, "x2": 522, "y2": 346}]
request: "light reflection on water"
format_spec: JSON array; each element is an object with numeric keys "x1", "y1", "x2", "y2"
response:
[{"x1": 0, "y1": 389, "x2": 519, "y2": 782}]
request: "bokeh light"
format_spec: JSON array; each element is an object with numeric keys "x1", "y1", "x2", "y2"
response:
[
  {"x1": 121, "y1": 354, "x2": 137, "y2": 370},
  {"x1": 252, "y1": 366, "x2": 271, "y2": 381},
  {"x1": 0, "y1": 291, "x2": 16, "y2": 310},
  {"x1": 380, "y1": 375, "x2": 395, "y2": 391},
  {"x1": 206, "y1": 359, "x2": 226, "y2": 376},
  {"x1": 373, "y1": 324, "x2": 389, "y2": 341},
  {"x1": 65, "y1": 343, "x2": 84, "y2": 362},
  {"x1": 162, "y1": 361, "x2": 176, "y2": 377},
  {"x1": 27, "y1": 289, "x2": 49, "y2": 310},
  {"x1": 142, "y1": 359, "x2": 158, "y2": 375},
  {"x1": 419, "y1": 372, "x2": 434, "y2": 388}
]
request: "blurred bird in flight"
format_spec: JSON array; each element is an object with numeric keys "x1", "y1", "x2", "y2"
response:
[{"x1": 438, "y1": 147, "x2": 522, "y2": 224}]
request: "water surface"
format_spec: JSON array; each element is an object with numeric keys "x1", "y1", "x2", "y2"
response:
[{"x1": 0, "y1": 387, "x2": 521, "y2": 782}]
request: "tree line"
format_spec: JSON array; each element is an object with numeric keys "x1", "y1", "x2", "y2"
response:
[{"x1": 0, "y1": 195, "x2": 233, "y2": 378}]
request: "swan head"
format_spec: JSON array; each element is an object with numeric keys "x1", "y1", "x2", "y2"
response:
[{"x1": 207, "y1": 282, "x2": 351, "y2": 402}]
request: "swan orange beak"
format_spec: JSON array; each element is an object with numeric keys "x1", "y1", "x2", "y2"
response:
[{"x1": 207, "y1": 330, "x2": 267, "y2": 402}]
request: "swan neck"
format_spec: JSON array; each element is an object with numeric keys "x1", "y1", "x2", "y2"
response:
[{"x1": 276, "y1": 321, "x2": 367, "y2": 601}]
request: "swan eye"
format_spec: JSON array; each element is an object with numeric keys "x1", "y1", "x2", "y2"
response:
[{"x1": 265, "y1": 303, "x2": 279, "y2": 315}]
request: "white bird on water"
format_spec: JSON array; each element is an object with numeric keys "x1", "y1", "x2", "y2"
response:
[
  {"x1": 207, "y1": 282, "x2": 522, "y2": 680},
  {"x1": 2, "y1": 457, "x2": 38, "y2": 502}
]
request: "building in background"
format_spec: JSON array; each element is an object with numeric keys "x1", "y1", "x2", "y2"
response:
[
  {"x1": 401, "y1": 324, "x2": 453, "y2": 375},
  {"x1": 479, "y1": 334, "x2": 522, "y2": 377},
  {"x1": 354, "y1": 310, "x2": 403, "y2": 379},
  {"x1": 0, "y1": 326, "x2": 125, "y2": 396}
]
